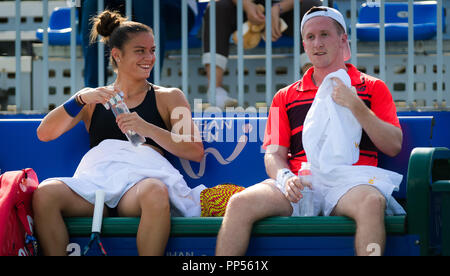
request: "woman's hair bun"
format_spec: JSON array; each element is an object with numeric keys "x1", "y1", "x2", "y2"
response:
[
  {"x1": 88, "y1": 9, "x2": 153, "y2": 70},
  {"x1": 90, "y1": 10, "x2": 127, "y2": 44}
]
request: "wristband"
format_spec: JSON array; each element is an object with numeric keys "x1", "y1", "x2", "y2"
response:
[
  {"x1": 276, "y1": 168, "x2": 295, "y2": 194},
  {"x1": 63, "y1": 95, "x2": 83, "y2": 117},
  {"x1": 77, "y1": 94, "x2": 86, "y2": 105}
]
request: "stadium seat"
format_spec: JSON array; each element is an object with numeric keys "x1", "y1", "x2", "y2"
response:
[
  {"x1": 36, "y1": 7, "x2": 82, "y2": 46},
  {"x1": 356, "y1": 2, "x2": 445, "y2": 41},
  {"x1": 165, "y1": 1, "x2": 208, "y2": 50}
]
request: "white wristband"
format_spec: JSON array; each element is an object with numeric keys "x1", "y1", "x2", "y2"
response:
[{"x1": 276, "y1": 168, "x2": 296, "y2": 194}]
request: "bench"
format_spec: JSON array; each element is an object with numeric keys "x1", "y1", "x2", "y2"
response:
[{"x1": 0, "y1": 115, "x2": 449, "y2": 256}]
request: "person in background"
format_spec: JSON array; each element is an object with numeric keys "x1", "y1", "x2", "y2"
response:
[
  {"x1": 201, "y1": 0, "x2": 326, "y2": 108},
  {"x1": 80, "y1": 0, "x2": 197, "y2": 87}
]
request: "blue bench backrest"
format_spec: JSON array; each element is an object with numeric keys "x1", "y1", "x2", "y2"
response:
[
  {"x1": 0, "y1": 119, "x2": 89, "y2": 180},
  {"x1": 0, "y1": 116, "x2": 433, "y2": 201},
  {"x1": 378, "y1": 116, "x2": 433, "y2": 199},
  {"x1": 166, "y1": 117, "x2": 267, "y2": 188}
]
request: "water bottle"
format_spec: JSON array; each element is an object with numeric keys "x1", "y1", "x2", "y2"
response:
[
  {"x1": 104, "y1": 91, "x2": 146, "y2": 147},
  {"x1": 297, "y1": 162, "x2": 314, "y2": 216}
]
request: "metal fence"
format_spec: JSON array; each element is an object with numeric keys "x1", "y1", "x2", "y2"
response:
[{"x1": 6, "y1": 0, "x2": 450, "y2": 112}]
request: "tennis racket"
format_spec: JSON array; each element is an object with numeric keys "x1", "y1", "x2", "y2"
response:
[{"x1": 82, "y1": 190, "x2": 107, "y2": 256}]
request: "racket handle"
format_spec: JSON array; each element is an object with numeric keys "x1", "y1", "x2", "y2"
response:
[{"x1": 92, "y1": 190, "x2": 105, "y2": 233}]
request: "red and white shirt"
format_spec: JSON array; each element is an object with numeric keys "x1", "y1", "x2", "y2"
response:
[{"x1": 263, "y1": 63, "x2": 401, "y2": 174}]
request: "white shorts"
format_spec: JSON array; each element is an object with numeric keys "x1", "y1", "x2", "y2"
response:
[
  {"x1": 262, "y1": 178, "x2": 323, "y2": 216},
  {"x1": 268, "y1": 178, "x2": 405, "y2": 217}
]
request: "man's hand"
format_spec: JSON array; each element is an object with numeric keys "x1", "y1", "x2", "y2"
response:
[
  {"x1": 284, "y1": 175, "x2": 312, "y2": 203},
  {"x1": 331, "y1": 77, "x2": 362, "y2": 111},
  {"x1": 331, "y1": 78, "x2": 403, "y2": 157}
]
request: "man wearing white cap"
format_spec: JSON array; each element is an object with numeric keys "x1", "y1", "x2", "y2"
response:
[{"x1": 215, "y1": 6, "x2": 402, "y2": 256}]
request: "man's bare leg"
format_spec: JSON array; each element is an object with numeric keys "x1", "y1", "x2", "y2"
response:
[
  {"x1": 331, "y1": 185, "x2": 386, "y2": 256},
  {"x1": 215, "y1": 180, "x2": 292, "y2": 256}
]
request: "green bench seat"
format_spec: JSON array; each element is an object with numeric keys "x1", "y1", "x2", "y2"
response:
[{"x1": 65, "y1": 215, "x2": 406, "y2": 237}]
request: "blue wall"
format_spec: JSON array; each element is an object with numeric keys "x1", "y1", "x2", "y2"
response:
[{"x1": 1, "y1": 111, "x2": 449, "y2": 149}]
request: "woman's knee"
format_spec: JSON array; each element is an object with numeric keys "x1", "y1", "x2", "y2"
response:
[
  {"x1": 33, "y1": 180, "x2": 66, "y2": 212},
  {"x1": 136, "y1": 179, "x2": 170, "y2": 211},
  {"x1": 33, "y1": 180, "x2": 94, "y2": 218}
]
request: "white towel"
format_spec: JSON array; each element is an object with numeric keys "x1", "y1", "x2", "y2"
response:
[
  {"x1": 42, "y1": 139, "x2": 206, "y2": 217},
  {"x1": 302, "y1": 69, "x2": 405, "y2": 216},
  {"x1": 303, "y1": 69, "x2": 361, "y2": 173}
]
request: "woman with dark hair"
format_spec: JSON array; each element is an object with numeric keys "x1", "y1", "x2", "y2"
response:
[{"x1": 33, "y1": 10, "x2": 204, "y2": 256}]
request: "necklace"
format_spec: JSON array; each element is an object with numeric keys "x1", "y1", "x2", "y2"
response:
[{"x1": 113, "y1": 81, "x2": 151, "y2": 98}]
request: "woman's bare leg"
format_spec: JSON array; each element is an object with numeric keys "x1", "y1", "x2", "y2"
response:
[
  {"x1": 116, "y1": 178, "x2": 171, "y2": 256},
  {"x1": 33, "y1": 180, "x2": 97, "y2": 256}
]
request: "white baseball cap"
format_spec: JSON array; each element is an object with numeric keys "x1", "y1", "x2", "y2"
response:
[{"x1": 301, "y1": 6, "x2": 351, "y2": 61}]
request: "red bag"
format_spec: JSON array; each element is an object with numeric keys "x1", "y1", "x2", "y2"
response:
[{"x1": 0, "y1": 169, "x2": 39, "y2": 256}]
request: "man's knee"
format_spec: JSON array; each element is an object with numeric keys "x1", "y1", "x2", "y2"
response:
[
  {"x1": 225, "y1": 192, "x2": 249, "y2": 216},
  {"x1": 224, "y1": 189, "x2": 266, "y2": 223},
  {"x1": 356, "y1": 192, "x2": 386, "y2": 221},
  {"x1": 224, "y1": 183, "x2": 291, "y2": 219}
]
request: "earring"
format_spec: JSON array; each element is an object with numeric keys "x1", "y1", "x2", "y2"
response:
[{"x1": 117, "y1": 58, "x2": 121, "y2": 63}]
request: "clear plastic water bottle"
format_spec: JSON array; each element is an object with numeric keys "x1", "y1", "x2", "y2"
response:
[
  {"x1": 104, "y1": 91, "x2": 146, "y2": 147},
  {"x1": 297, "y1": 162, "x2": 314, "y2": 216}
]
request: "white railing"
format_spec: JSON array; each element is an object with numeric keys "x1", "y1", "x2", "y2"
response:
[
  {"x1": 9, "y1": 0, "x2": 448, "y2": 111},
  {"x1": 15, "y1": 0, "x2": 21, "y2": 109}
]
